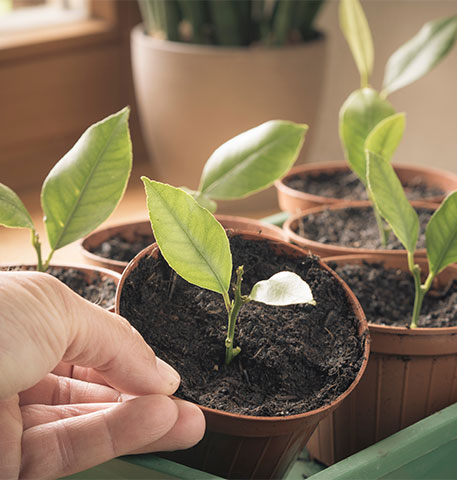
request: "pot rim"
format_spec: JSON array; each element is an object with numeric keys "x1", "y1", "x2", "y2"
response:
[
  {"x1": 131, "y1": 23, "x2": 326, "y2": 55},
  {"x1": 283, "y1": 200, "x2": 437, "y2": 256},
  {"x1": 323, "y1": 254, "x2": 457, "y2": 335},
  {"x1": 115, "y1": 231, "x2": 370, "y2": 424},
  {"x1": 275, "y1": 160, "x2": 457, "y2": 205}
]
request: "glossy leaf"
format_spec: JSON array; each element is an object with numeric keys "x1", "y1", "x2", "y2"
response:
[
  {"x1": 0, "y1": 183, "x2": 34, "y2": 230},
  {"x1": 199, "y1": 120, "x2": 307, "y2": 200},
  {"x1": 367, "y1": 151, "x2": 419, "y2": 253},
  {"x1": 339, "y1": 0, "x2": 374, "y2": 87},
  {"x1": 426, "y1": 191, "x2": 457, "y2": 275},
  {"x1": 340, "y1": 88, "x2": 396, "y2": 183},
  {"x1": 365, "y1": 113, "x2": 406, "y2": 163},
  {"x1": 180, "y1": 187, "x2": 218, "y2": 213},
  {"x1": 142, "y1": 178, "x2": 232, "y2": 295},
  {"x1": 250, "y1": 271, "x2": 315, "y2": 306},
  {"x1": 42, "y1": 108, "x2": 132, "y2": 250},
  {"x1": 383, "y1": 15, "x2": 457, "y2": 96}
]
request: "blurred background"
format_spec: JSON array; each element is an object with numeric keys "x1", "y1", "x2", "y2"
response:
[{"x1": 0, "y1": 0, "x2": 456, "y2": 202}]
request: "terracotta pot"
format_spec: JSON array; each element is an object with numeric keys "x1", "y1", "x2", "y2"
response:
[
  {"x1": 283, "y1": 201, "x2": 437, "y2": 259},
  {"x1": 131, "y1": 25, "x2": 327, "y2": 214},
  {"x1": 115, "y1": 233, "x2": 370, "y2": 479},
  {"x1": 275, "y1": 161, "x2": 457, "y2": 213},
  {"x1": 1, "y1": 263, "x2": 121, "y2": 311},
  {"x1": 80, "y1": 215, "x2": 285, "y2": 273},
  {"x1": 307, "y1": 255, "x2": 457, "y2": 465}
]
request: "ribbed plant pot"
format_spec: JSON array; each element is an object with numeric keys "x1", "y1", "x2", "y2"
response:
[
  {"x1": 131, "y1": 24, "x2": 327, "y2": 214},
  {"x1": 275, "y1": 161, "x2": 457, "y2": 213},
  {"x1": 283, "y1": 201, "x2": 436, "y2": 259},
  {"x1": 307, "y1": 255, "x2": 457, "y2": 466},
  {"x1": 1, "y1": 264, "x2": 121, "y2": 311},
  {"x1": 115, "y1": 233, "x2": 370, "y2": 479},
  {"x1": 80, "y1": 215, "x2": 285, "y2": 273}
]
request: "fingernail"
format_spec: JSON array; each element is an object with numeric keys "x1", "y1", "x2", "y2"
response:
[{"x1": 157, "y1": 357, "x2": 181, "y2": 387}]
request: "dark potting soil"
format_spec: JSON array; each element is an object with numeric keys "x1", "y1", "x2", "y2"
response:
[
  {"x1": 295, "y1": 206, "x2": 433, "y2": 250},
  {"x1": 285, "y1": 170, "x2": 444, "y2": 201},
  {"x1": 119, "y1": 236, "x2": 366, "y2": 417},
  {"x1": 6, "y1": 266, "x2": 117, "y2": 309},
  {"x1": 90, "y1": 232, "x2": 154, "y2": 262},
  {"x1": 329, "y1": 262, "x2": 457, "y2": 328}
]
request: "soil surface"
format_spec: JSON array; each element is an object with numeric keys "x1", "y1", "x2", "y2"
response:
[
  {"x1": 285, "y1": 170, "x2": 444, "y2": 201},
  {"x1": 329, "y1": 262, "x2": 457, "y2": 328},
  {"x1": 120, "y1": 236, "x2": 366, "y2": 417},
  {"x1": 90, "y1": 232, "x2": 155, "y2": 262},
  {"x1": 5, "y1": 266, "x2": 117, "y2": 309},
  {"x1": 295, "y1": 206, "x2": 433, "y2": 250}
]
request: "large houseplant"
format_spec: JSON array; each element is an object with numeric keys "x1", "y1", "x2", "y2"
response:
[
  {"x1": 132, "y1": 0, "x2": 327, "y2": 212},
  {"x1": 115, "y1": 180, "x2": 370, "y2": 479},
  {"x1": 81, "y1": 120, "x2": 306, "y2": 272},
  {"x1": 275, "y1": 0, "x2": 457, "y2": 213},
  {"x1": 0, "y1": 108, "x2": 132, "y2": 309}
]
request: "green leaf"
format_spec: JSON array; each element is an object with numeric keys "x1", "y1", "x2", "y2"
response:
[
  {"x1": 199, "y1": 120, "x2": 307, "y2": 200},
  {"x1": 383, "y1": 15, "x2": 457, "y2": 96},
  {"x1": 426, "y1": 191, "x2": 457, "y2": 276},
  {"x1": 0, "y1": 183, "x2": 34, "y2": 230},
  {"x1": 339, "y1": 88, "x2": 396, "y2": 183},
  {"x1": 179, "y1": 187, "x2": 218, "y2": 213},
  {"x1": 142, "y1": 178, "x2": 232, "y2": 295},
  {"x1": 367, "y1": 151, "x2": 419, "y2": 253},
  {"x1": 339, "y1": 0, "x2": 374, "y2": 87},
  {"x1": 249, "y1": 271, "x2": 315, "y2": 306},
  {"x1": 42, "y1": 107, "x2": 132, "y2": 250},
  {"x1": 364, "y1": 113, "x2": 406, "y2": 163}
]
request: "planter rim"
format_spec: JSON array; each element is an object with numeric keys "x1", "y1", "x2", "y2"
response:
[
  {"x1": 132, "y1": 23, "x2": 325, "y2": 55},
  {"x1": 324, "y1": 254, "x2": 457, "y2": 336},
  {"x1": 275, "y1": 160, "x2": 457, "y2": 206},
  {"x1": 283, "y1": 200, "x2": 437, "y2": 257},
  {"x1": 115, "y1": 231, "x2": 370, "y2": 424}
]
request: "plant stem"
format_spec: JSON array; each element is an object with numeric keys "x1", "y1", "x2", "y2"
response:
[
  {"x1": 407, "y1": 252, "x2": 434, "y2": 329},
  {"x1": 31, "y1": 230, "x2": 44, "y2": 272},
  {"x1": 42, "y1": 249, "x2": 55, "y2": 273},
  {"x1": 368, "y1": 191, "x2": 389, "y2": 247},
  {"x1": 225, "y1": 265, "x2": 248, "y2": 365}
]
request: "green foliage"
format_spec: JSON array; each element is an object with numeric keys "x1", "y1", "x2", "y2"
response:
[
  {"x1": 426, "y1": 191, "x2": 457, "y2": 276},
  {"x1": 366, "y1": 152, "x2": 419, "y2": 254},
  {"x1": 138, "y1": 0, "x2": 325, "y2": 46},
  {"x1": 142, "y1": 178, "x2": 232, "y2": 295},
  {"x1": 365, "y1": 113, "x2": 406, "y2": 163},
  {"x1": 249, "y1": 271, "x2": 316, "y2": 306},
  {"x1": 199, "y1": 120, "x2": 307, "y2": 201},
  {"x1": 339, "y1": 88, "x2": 395, "y2": 183},
  {"x1": 141, "y1": 179, "x2": 315, "y2": 365},
  {"x1": 42, "y1": 108, "x2": 132, "y2": 251},
  {"x1": 383, "y1": 15, "x2": 457, "y2": 96},
  {"x1": 339, "y1": 0, "x2": 374, "y2": 88},
  {"x1": 0, "y1": 183, "x2": 34, "y2": 230},
  {"x1": 0, "y1": 108, "x2": 132, "y2": 271}
]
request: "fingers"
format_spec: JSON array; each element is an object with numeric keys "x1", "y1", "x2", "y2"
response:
[
  {"x1": 20, "y1": 395, "x2": 180, "y2": 480},
  {"x1": 0, "y1": 272, "x2": 180, "y2": 399},
  {"x1": 0, "y1": 396, "x2": 22, "y2": 480}
]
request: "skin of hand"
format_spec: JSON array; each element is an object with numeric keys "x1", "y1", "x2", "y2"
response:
[{"x1": 0, "y1": 271, "x2": 206, "y2": 480}]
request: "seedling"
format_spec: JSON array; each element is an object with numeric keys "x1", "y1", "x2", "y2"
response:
[
  {"x1": 183, "y1": 120, "x2": 308, "y2": 213},
  {"x1": 366, "y1": 147, "x2": 457, "y2": 328},
  {"x1": 0, "y1": 108, "x2": 132, "y2": 271},
  {"x1": 142, "y1": 178, "x2": 316, "y2": 365},
  {"x1": 339, "y1": 0, "x2": 457, "y2": 245}
]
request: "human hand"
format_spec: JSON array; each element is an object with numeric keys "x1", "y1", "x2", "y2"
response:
[{"x1": 0, "y1": 271, "x2": 205, "y2": 479}]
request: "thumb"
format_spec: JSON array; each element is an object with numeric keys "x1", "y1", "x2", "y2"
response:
[{"x1": 0, "y1": 272, "x2": 180, "y2": 399}]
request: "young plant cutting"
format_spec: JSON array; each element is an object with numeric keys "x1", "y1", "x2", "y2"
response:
[{"x1": 0, "y1": 108, "x2": 132, "y2": 306}]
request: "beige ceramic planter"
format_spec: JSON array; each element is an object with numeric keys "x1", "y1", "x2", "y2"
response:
[
  {"x1": 283, "y1": 201, "x2": 436, "y2": 259},
  {"x1": 275, "y1": 161, "x2": 457, "y2": 213},
  {"x1": 80, "y1": 215, "x2": 285, "y2": 273},
  {"x1": 131, "y1": 25, "x2": 327, "y2": 214},
  {"x1": 115, "y1": 233, "x2": 370, "y2": 479},
  {"x1": 307, "y1": 255, "x2": 457, "y2": 465}
]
